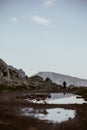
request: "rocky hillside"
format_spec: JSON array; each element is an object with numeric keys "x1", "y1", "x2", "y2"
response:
[
  {"x1": 36, "y1": 72, "x2": 87, "y2": 87},
  {"x1": 0, "y1": 59, "x2": 59, "y2": 89},
  {"x1": 1, "y1": 58, "x2": 87, "y2": 89},
  {"x1": 0, "y1": 59, "x2": 28, "y2": 87},
  {"x1": 26, "y1": 75, "x2": 59, "y2": 90}
]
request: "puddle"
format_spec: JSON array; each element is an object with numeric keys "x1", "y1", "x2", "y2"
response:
[
  {"x1": 21, "y1": 108, "x2": 75, "y2": 123},
  {"x1": 26, "y1": 93, "x2": 87, "y2": 104},
  {"x1": 47, "y1": 95, "x2": 87, "y2": 104}
]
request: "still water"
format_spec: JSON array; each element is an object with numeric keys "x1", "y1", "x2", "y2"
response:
[
  {"x1": 26, "y1": 93, "x2": 87, "y2": 104},
  {"x1": 21, "y1": 107, "x2": 75, "y2": 123}
]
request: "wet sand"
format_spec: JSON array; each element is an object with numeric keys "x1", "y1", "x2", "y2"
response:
[{"x1": 0, "y1": 90, "x2": 87, "y2": 130}]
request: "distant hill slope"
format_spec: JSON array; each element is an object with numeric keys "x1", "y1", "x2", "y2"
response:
[{"x1": 36, "y1": 72, "x2": 87, "y2": 87}]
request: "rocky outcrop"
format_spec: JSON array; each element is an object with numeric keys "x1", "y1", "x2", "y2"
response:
[
  {"x1": 8, "y1": 66, "x2": 26, "y2": 78},
  {"x1": 0, "y1": 59, "x2": 8, "y2": 77},
  {"x1": 0, "y1": 59, "x2": 28, "y2": 88},
  {"x1": 27, "y1": 75, "x2": 59, "y2": 90},
  {"x1": 0, "y1": 58, "x2": 61, "y2": 90},
  {"x1": 45, "y1": 77, "x2": 53, "y2": 84},
  {"x1": 27, "y1": 76, "x2": 44, "y2": 87},
  {"x1": 29, "y1": 75, "x2": 43, "y2": 83}
]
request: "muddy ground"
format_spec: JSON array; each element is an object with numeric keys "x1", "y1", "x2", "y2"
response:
[{"x1": 0, "y1": 90, "x2": 87, "y2": 130}]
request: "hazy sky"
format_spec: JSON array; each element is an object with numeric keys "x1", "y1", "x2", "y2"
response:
[{"x1": 0, "y1": 0, "x2": 87, "y2": 78}]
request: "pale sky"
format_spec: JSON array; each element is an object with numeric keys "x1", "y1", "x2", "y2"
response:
[{"x1": 0, "y1": 0, "x2": 87, "y2": 79}]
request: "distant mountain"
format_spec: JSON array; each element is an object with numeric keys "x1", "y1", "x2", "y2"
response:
[{"x1": 36, "y1": 72, "x2": 87, "y2": 87}]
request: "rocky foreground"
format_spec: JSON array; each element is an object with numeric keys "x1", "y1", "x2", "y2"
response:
[{"x1": 0, "y1": 89, "x2": 87, "y2": 130}]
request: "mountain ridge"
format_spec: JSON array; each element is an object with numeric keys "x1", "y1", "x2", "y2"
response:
[
  {"x1": 37, "y1": 71, "x2": 87, "y2": 80},
  {"x1": 36, "y1": 71, "x2": 87, "y2": 87},
  {"x1": 1, "y1": 58, "x2": 87, "y2": 88}
]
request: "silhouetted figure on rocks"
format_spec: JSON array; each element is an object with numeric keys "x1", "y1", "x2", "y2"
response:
[{"x1": 63, "y1": 81, "x2": 67, "y2": 89}]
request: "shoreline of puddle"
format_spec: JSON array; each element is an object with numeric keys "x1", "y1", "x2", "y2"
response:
[{"x1": 25, "y1": 92, "x2": 87, "y2": 104}]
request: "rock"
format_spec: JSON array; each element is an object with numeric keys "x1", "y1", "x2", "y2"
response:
[
  {"x1": 0, "y1": 58, "x2": 28, "y2": 88},
  {"x1": 0, "y1": 58, "x2": 59, "y2": 90},
  {"x1": 45, "y1": 77, "x2": 52, "y2": 84},
  {"x1": 8, "y1": 66, "x2": 26, "y2": 78},
  {"x1": 0, "y1": 59, "x2": 7, "y2": 72},
  {"x1": 27, "y1": 75, "x2": 59, "y2": 89},
  {"x1": 27, "y1": 76, "x2": 44, "y2": 87},
  {"x1": 0, "y1": 59, "x2": 8, "y2": 77}
]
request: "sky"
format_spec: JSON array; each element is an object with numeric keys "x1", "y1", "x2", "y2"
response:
[{"x1": 0, "y1": 0, "x2": 87, "y2": 79}]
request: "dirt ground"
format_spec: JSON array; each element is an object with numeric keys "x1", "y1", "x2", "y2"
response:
[{"x1": 0, "y1": 90, "x2": 87, "y2": 130}]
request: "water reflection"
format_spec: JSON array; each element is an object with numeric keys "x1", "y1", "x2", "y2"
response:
[
  {"x1": 21, "y1": 108, "x2": 75, "y2": 123},
  {"x1": 26, "y1": 93, "x2": 87, "y2": 104}
]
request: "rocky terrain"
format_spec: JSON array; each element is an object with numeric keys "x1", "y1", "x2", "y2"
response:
[
  {"x1": 1, "y1": 58, "x2": 87, "y2": 130},
  {"x1": 0, "y1": 59, "x2": 28, "y2": 88},
  {"x1": 1, "y1": 58, "x2": 87, "y2": 89},
  {"x1": 0, "y1": 59, "x2": 59, "y2": 90},
  {"x1": 37, "y1": 72, "x2": 87, "y2": 87}
]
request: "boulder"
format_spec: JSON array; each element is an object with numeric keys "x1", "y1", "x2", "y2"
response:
[{"x1": 0, "y1": 58, "x2": 28, "y2": 88}]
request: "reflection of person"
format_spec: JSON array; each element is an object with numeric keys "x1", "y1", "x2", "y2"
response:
[{"x1": 48, "y1": 94, "x2": 51, "y2": 98}]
